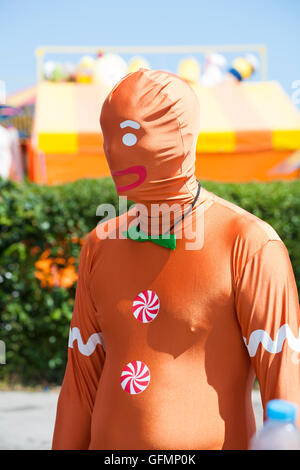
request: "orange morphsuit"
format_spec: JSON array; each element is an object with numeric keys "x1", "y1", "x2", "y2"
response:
[{"x1": 52, "y1": 69, "x2": 300, "y2": 450}]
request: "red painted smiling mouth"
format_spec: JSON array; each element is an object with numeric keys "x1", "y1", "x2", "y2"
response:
[{"x1": 111, "y1": 165, "x2": 147, "y2": 192}]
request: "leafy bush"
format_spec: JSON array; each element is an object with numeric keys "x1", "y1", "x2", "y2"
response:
[
  {"x1": 203, "y1": 180, "x2": 300, "y2": 290},
  {"x1": 0, "y1": 177, "x2": 299, "y2": 385},
  {"x1": 0, "y1": 177, "x2": 118, "y2": 385}
]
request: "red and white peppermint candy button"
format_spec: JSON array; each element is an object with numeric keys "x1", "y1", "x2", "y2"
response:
[
  {"x1": 132, "y1": 290, "x2": 160, "y2": 323},
  {"x1": 120, "y1": 360, "x2": 150, "y2": 394}
]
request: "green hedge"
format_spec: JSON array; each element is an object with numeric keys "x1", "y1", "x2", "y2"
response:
[{"x1": 0, "y1": 177, "x2": 299, "y2": 385}]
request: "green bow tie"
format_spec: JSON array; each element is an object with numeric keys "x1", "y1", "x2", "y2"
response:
[{"x1": 123, "y1": 225, "x2": 176, "y2": 250}]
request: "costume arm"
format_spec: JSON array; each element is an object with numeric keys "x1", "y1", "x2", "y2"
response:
[
  {"x1": 52, "y1": 238, "x2": 105, "y2": 449},
  {"x1": 235, "y1": 240, "x2": 300, "y2": 422}
]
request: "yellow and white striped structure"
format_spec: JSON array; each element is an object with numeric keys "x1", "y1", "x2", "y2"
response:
[{"x1": 30, "y1": 78, "x2": 300, "y2": 183}]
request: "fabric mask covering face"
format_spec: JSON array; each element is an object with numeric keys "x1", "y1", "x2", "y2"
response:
[{"x1": 100, "y1": 68, "x2": 201, "y2": 215}]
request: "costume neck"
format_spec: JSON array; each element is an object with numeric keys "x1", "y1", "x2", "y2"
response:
[{"x1": 130, "y1": 174, "x2": 201, "y2": 236}]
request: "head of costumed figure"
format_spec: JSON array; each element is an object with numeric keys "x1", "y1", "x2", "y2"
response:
[{"x1": 100, "y1": 68, "x2": 201, "y2": 246}]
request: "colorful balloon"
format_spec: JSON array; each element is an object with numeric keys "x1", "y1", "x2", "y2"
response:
[
  {"x1": 93, "y1": 53, "x2": 128, "y2": 87},
  {"x1": 200, "y1": 53, "x2": 227, "y2": 87},
  {"x1": 178, "y1": 57, "x2": 201, "y2": 86},
  {"x1": 228, "y1": 54, "x2": 260, "y2": 81},
  {"x1": 76, "y1": 55, "x2": 95, "y2": 83},
  {"x1": 127, "y1": 56, "x2": 150, "y2": 74}
]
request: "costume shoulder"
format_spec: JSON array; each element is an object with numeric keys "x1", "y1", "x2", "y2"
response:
[
  {"x1": 206, "y1": 190, "x2": 282, "y2": 280},
  {"x1": 82, "y1": 210, "x2": 131, "y2": 260}
]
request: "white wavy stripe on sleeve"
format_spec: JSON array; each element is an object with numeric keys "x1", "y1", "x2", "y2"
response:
[
  {"x1": 68, "y1": 327, "x2": 106, "y2": 356},
  {"x1": 243, "y1": 324, "x2": 300, "y2": 357}
]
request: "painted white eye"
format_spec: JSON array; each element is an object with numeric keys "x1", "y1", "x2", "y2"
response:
[
  {"x1": 120, "y1": 120, "x2": 140, "y2": 147},
  {"x1": 122, "y1": 133, "x2": 138, "y2": 146}
]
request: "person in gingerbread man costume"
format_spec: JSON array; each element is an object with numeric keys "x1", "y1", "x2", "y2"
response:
[{"x1": 52, "y1": 69, "x2": 300, "y2": 450}]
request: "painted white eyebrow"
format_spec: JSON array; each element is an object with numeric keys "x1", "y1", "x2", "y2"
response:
[{"x1": 120, "y1": 120, "x2": 141, "y2": 129}]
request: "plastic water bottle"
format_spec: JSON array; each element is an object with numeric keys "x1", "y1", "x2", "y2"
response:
[{"x1": 249, "y1": 399, "x2": 300, "y2": 450}]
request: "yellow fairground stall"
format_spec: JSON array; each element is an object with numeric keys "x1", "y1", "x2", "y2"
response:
[
  {"x1": 28, "y1": 45, "x2": 300, "y2": 184},
  {"x1": 194, "y1": 80, "x2": 300, "y2": 181}
]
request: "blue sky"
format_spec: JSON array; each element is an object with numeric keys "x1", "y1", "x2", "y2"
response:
[{"x1": 1, "y1": 0, "x2": 300, "y2": 99}]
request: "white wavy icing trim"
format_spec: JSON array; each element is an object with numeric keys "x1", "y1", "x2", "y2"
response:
[
  {"x1": 68, "y1": 327, "x2": 105, "y2": 356},
  {"x1": 243, "y1": 324, "x2": 300, "y2": 357}
]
